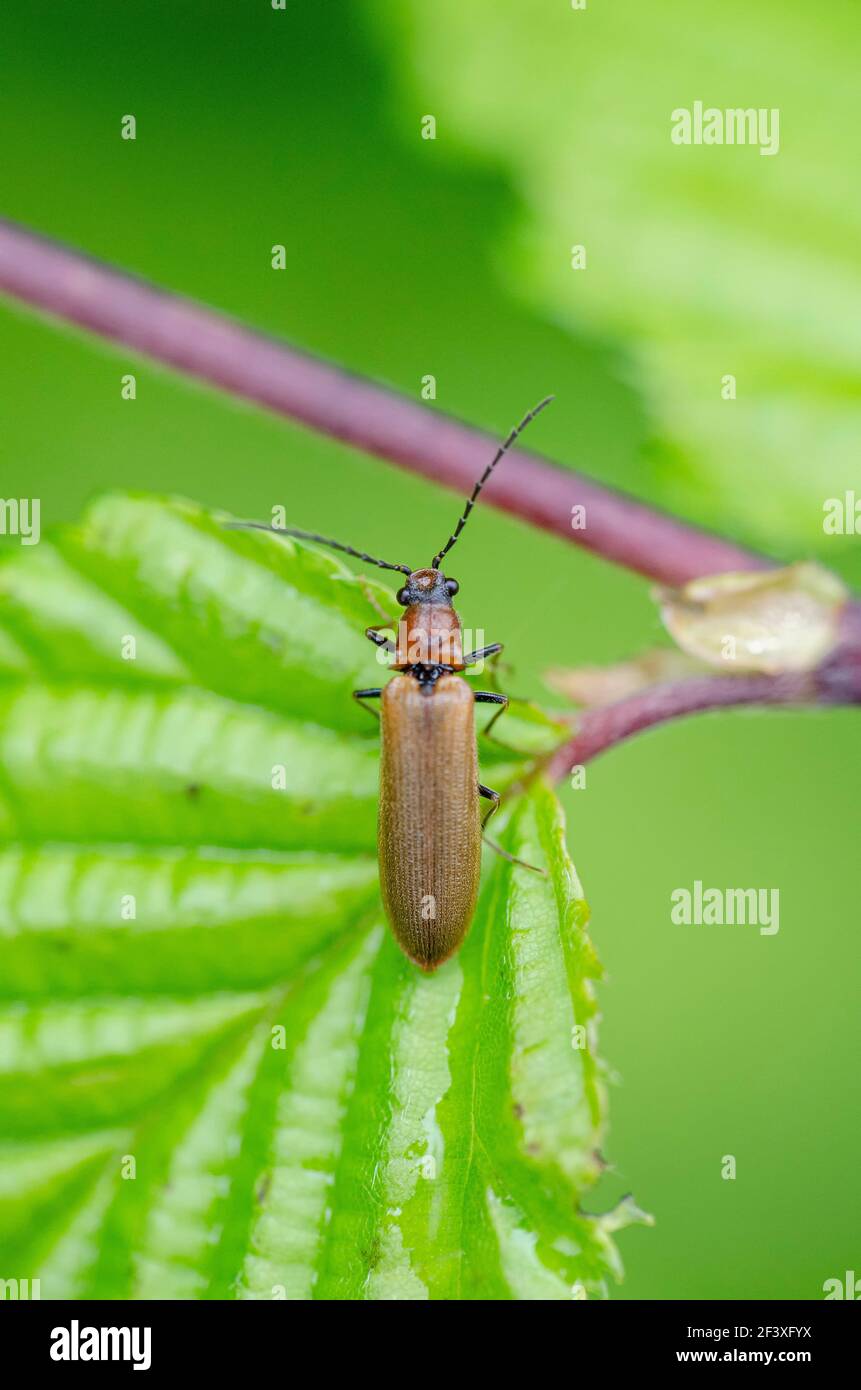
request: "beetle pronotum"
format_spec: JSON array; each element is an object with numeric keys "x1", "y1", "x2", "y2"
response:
[{"x1": 229, "y1": 396, "x2": 553, "y2": 969}]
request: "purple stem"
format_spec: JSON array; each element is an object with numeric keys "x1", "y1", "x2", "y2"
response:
[
  {"x1": 3, "y1": 216, "x2": 858, "y2": 759},
  {"x1": 546, "y1": 662, "x2": 859, "y2": 781},
  {"x1": 0, "y1": 216, "x2": 771, "y2": 586}
]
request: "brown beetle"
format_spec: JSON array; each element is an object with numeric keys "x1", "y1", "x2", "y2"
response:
[{"x1": 230, "y1": 396, "x2": 552, "y2": 969}]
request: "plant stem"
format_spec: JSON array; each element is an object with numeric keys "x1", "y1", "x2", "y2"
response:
[
  {"x1": 546, "y1": 661, "x2": 859, "y2": 780},
  {"x1": 0, "y1": 216, "x2": 770, "y2": 586},
  {"x1": 3, "y1": 217, "x2": 859, "y2": 748}
]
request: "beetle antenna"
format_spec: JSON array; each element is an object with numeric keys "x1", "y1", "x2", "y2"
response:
[
  {"x1": 431, "y1": 395, "x2": 554, "y2": 569},
  {"x1": 225, "y1": 521, "x2": 413, "y2": 575}
]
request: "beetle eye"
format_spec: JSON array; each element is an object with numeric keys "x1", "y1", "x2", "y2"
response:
[
  {"x1": 445, "y1": 577, "x2": 459, "y2": 597},
  {"x1": 396, "y1": 586, "x2": 410, "y2": 606}
]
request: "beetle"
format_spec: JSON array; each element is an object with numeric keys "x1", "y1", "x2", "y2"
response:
[{"x1": 229, "y1": 395, "x2": 552, "y2": 969}]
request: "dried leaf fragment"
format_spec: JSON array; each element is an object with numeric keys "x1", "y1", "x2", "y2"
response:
[{"x1": 655, "y1": 563, "x2": 847, "y2": 674}]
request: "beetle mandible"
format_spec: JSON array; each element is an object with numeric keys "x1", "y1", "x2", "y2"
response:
[{"x1": 230, "y1": 396, "x2": 553, "y2": 970}]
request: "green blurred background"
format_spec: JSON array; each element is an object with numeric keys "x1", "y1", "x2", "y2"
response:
[{"x1": 1, "y1": 1, "x2": 858, "y2": 1299}]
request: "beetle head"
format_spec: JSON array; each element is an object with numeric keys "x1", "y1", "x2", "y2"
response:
[{"x1": 396, "y1": 568, "x2": 459, "y2": 607}]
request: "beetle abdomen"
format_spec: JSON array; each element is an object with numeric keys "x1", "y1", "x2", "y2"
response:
[{"x1": 378, "y1": 674, "x2": 481, "y2": 970}]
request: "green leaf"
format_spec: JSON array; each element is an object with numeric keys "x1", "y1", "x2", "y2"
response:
[
  {"x1": 374, "y1": 0, "x2": 861, "y2": 561},
  {"x1": 0, "y1": 494, "x2": 641, "y2": 1299}
]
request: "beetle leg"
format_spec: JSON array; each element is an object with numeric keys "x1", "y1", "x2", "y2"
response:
[
  {"x1": 353, "y1": 687, "x2": 383, "y2": 723},
  {"x1": 478, "y1": 784, "x2": 545, "y2": 874},
  {"x1": 365, "y1": 626, "x2": 396, "y2": 654},
  {"x1": 478, "y1": 781, "x2": 501, "y2": 827},
  {"x1": 483, "y1": 837, "x2": 546, "y2": 874},
  {"x1": 474, "y1": 690, "x2": 509, "y2": 742},
  {"x1": 464, "y1": 636, "x2": 506, "y2": 686},
  {"x1": 463, "y1": 642, "x2": 503, "y2": 666}
]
